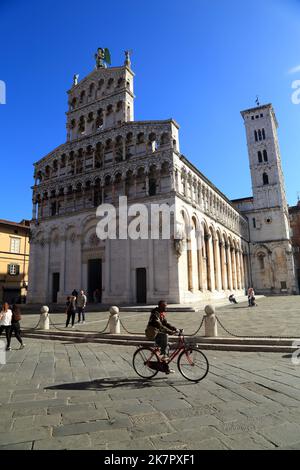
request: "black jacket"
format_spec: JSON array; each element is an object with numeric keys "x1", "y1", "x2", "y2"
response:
[{"x1": 145, "y1": 308, "x2": 177, "y2": 340}]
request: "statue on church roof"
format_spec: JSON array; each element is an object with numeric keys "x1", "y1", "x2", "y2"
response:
[
  {"x1": 124, "y1": 50, "x2": 132, "y2": 67},
  {"x1": 95, "y1": 48, "x2": 111, "y2": 69},
  {"x1": 73, "y1": 74, "x2": 79, "y2": 86}
]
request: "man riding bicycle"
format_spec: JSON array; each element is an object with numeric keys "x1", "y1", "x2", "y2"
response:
[{"x1": 145, "y1": 300, "x2": 180, "y2": 361}]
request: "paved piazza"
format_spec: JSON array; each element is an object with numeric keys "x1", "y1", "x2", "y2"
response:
[{"x1": 0, "y1": 296, "x2": 300, "y2": 450}]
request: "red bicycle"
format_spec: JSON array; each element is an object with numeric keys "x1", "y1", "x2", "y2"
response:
[{"x1": 132, "y1": 330, "x2": 209, "y2": 383}]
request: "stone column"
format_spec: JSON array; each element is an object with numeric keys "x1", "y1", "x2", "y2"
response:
[
  {"x1": 196, "y1": 230, "x2": 203, "y2": 290},
  {"x1": 59, "y1": 234, "x2": 67, "y2": 299},
  {"x1": 73, "y1": 190, "x2": 76, "y2": 211},
  {"x1": 203, "y1": 235, "x2": 209, "y2": 291},
  {"x1": 63, "y1": 188, "x2": 68, "y2": 214},
  {"x1": 226, "y1": 243, "x2": 233, "y2": 290},
  {"x1": 122, "y1": 140, "x2": 126, "y2": 161},
  {"x1": 145, "y1": 174, "x2": 149, "y2": 196},
  {"x1": 236, "y1": 249, "x2": 241, "y2": 289},
  {"x1": 207, "y1": 234, "x2": 215, "y2": 291},
  {"x1": 231, "y1": 248, "x2": 237, "y2": 290},
  {"x1": 240, "y1": 250, "x2": 245, "y2": 289},
  {"x1": 44, "y1": 238, "x2": 50, "y2": 303},
  {"x1": 220, "y1": 241, "x2": 227, "y2": 290},
  {"x1": 187, "y1": 238, "x2": 193, "y2": 291},
  {"x1": 214, "y1": 237, "x2": 222, "y2": 291}
]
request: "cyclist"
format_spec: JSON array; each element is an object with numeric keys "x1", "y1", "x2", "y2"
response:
[{"x1": 145, "y1": 300, "x2": 180, "y2": 367}]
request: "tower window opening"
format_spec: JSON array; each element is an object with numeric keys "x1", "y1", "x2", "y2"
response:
[
  {"x1": 262, "y1": 128, "x2": 266, "y2": 140},
  {"x1": 254, "y1": 130, "x2": 258, "y2": 142},
  {"x1": 263, "y1": 172, "x2": 269, "y2": 185},
  {"x1": 258, "y1": 129, "x2": 262, "y2": 141},
  {"x1": 258, "y1": 151, "x2": 262, "y2": 163},
  {"x1": 263, "y1": 149, "x2": 268, "y2": 162},
  {"x1": 252, "y1": 218, "x2": 256, "y2": 228}
]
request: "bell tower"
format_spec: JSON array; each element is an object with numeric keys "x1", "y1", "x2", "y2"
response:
[{"x1": 240, "y1": 103, "x2": 297, "y2": 294}]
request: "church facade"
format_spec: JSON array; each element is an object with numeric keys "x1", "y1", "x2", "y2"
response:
[{"x1": 27, "y1": 51, "x2": 297, "y2": 305}]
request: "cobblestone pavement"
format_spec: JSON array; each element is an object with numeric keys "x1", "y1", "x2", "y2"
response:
[
  {"x1": 1, "y1": 296, "x2": 300, "y2": 450},
  {"x1": 0, "y1": 336, "x2": 300, "y2": 449}
]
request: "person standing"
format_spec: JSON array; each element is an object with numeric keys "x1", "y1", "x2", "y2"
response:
[
  {"x1": 65, "y1": 295, "x2": 76, "y2": 328},
  {"x1": 0, "y1": 302, "x2": 13, "y2": 351},
  {"x1": 9, "y1": 305, "x2": 25, "y2": 349},
  {"x1": 77, "y1": 290, "x2": 87, "y2": 324}
]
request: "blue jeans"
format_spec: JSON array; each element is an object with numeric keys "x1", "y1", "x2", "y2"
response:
[{"x1": 155, "y1": 333, "x2": 169, "y2": 356}]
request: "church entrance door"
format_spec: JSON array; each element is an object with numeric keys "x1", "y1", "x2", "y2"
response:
[
  {"x1": 52, "y1": 273, "x2": 60, "y2": 303},
  {"x1": 88, "y1": 259, "x2": 102, "y2": 303},
  {"x1": 136, "y1": 268, "x2": 147, "y2": 303}
]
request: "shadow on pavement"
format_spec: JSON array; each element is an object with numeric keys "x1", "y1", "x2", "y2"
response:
[{"x1": 44, "y1": 376, "x2": 191, "y2": 392}]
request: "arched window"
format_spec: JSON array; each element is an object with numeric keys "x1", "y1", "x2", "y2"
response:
[
  {"x1": 258, "y1": 129, "x2": 262, "y2": 141},
  {"x1": 263, "y1": 149, "x2": 268, "y2": 162},
  {"x1": 254, "y1": 130, "x2": 258, "y2": 142},
  {"x1": 258, "y1": 151, "x2": 262, "y2": 163},
  {"x1": 263, "y1": 172, "x2": 269, "y2": 185},
  {"x1": 258, "y1": 254, "x2": 265, "y2": 270},
  {"x1": 80, "y1": 90, "x2": 85, "y2": 104},
  {"x1": 89, "y1": 83, "x2": 95, "y2": 97},
  {"x1": 262, "y1": 128, "x2": 266, "y2": 140}
]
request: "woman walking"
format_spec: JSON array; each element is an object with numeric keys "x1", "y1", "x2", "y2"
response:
[
  {"x1": 9, "y1": 305, "x2": 25, "y2": 349},
  {"x1": 0, "y1": 302, "x2": 13, "y2": 351}
]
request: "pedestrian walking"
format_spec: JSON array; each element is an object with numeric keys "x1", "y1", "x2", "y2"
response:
[
  {"x1": 77, "y1": 290, "x2": 87, "y2": 324},
  {"x1": 9, "y1": 305, "x2": 25, "y2": 349},
  {"x1": 0, "y1": 302, "x2": 13, "y2": 350},
  {"x1": 65, "y1": 295, "x2": 76, "y2": 328}
]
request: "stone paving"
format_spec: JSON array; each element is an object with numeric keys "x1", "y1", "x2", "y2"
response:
[
  {"x1": 19, "y1": 295, "x2": 300, "y2": 338},
  {"x1": 0, "y1": 296, "x2": 300, "y2": 450}
]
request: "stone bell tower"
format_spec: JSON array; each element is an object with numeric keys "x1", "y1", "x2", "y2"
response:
[{"x1": 239, "y1": 103, "x2": 297, "y2": 294}]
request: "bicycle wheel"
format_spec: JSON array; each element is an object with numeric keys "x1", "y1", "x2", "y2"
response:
[
  {"x1": 133, "y1": 347, "x2": 160, "y2": 379},
  {"x1": 177, "y1": 348, "x2": 209, "y2": 382}
]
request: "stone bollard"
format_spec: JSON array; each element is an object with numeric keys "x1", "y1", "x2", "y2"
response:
[
  {"x1": 109, "y1": 306, "x2": 120, "y2": 334},
  {"x1": 204, "y1": 304, "x2": 218, "y2": 337},
  {"x1": 39, "y1": 306, "x2": 50, "y2": 330}
]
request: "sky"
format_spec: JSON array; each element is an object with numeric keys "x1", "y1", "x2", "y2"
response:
[{"x1": 1, "y1": 0, "x2": 300, "y2": 221}]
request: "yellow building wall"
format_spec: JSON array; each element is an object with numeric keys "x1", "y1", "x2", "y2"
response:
[{"x1": 0, "y1": 223, "x2": 30, "y2": 304}]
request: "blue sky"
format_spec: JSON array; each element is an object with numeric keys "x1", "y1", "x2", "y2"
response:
[{"x1": 1, "y1": 0, "x2": 300, "y2": 221}]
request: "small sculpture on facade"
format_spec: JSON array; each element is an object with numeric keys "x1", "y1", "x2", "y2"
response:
[
  {"x1": 73, "y1": 74, "x2": 79, "y2": 86},
  {"x1": 174, "y1": 238, "x2": 185, "y2": 258},
  {"x1": 95, "y1": 47, "x2": 111, "y2": 69}
]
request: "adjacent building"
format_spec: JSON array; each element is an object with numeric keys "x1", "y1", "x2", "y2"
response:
[
  {"x1": 27, "y1": 51, "x2": 297, "y2": 304},
  {"x1": 0, "y1": 219, "x2": 30, "y2": 304}
]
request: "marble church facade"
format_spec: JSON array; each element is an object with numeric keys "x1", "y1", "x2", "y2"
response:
[{"x1": 27, "y1": 51, "x2": 297, "y2": 304}]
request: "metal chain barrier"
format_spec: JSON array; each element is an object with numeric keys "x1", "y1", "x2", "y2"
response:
[
  {"x1": 215, "y1": 315, "x2": 298, "y2": 339},
  {"x1": 119, "y1": 318, "x2": 141, "y2": 335},
  {"x1": 119, "y1": 316, "x2": 205, "y2": 337},
  {"x1": 22, "y1": 315, "x2": 45, "y2": 332},
  {"x1": 185, "y1": 315, "x2": 205, "y2": 337},
  {"x1": 23, "y1": 313, "x2": 111, "y2": 334}
]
